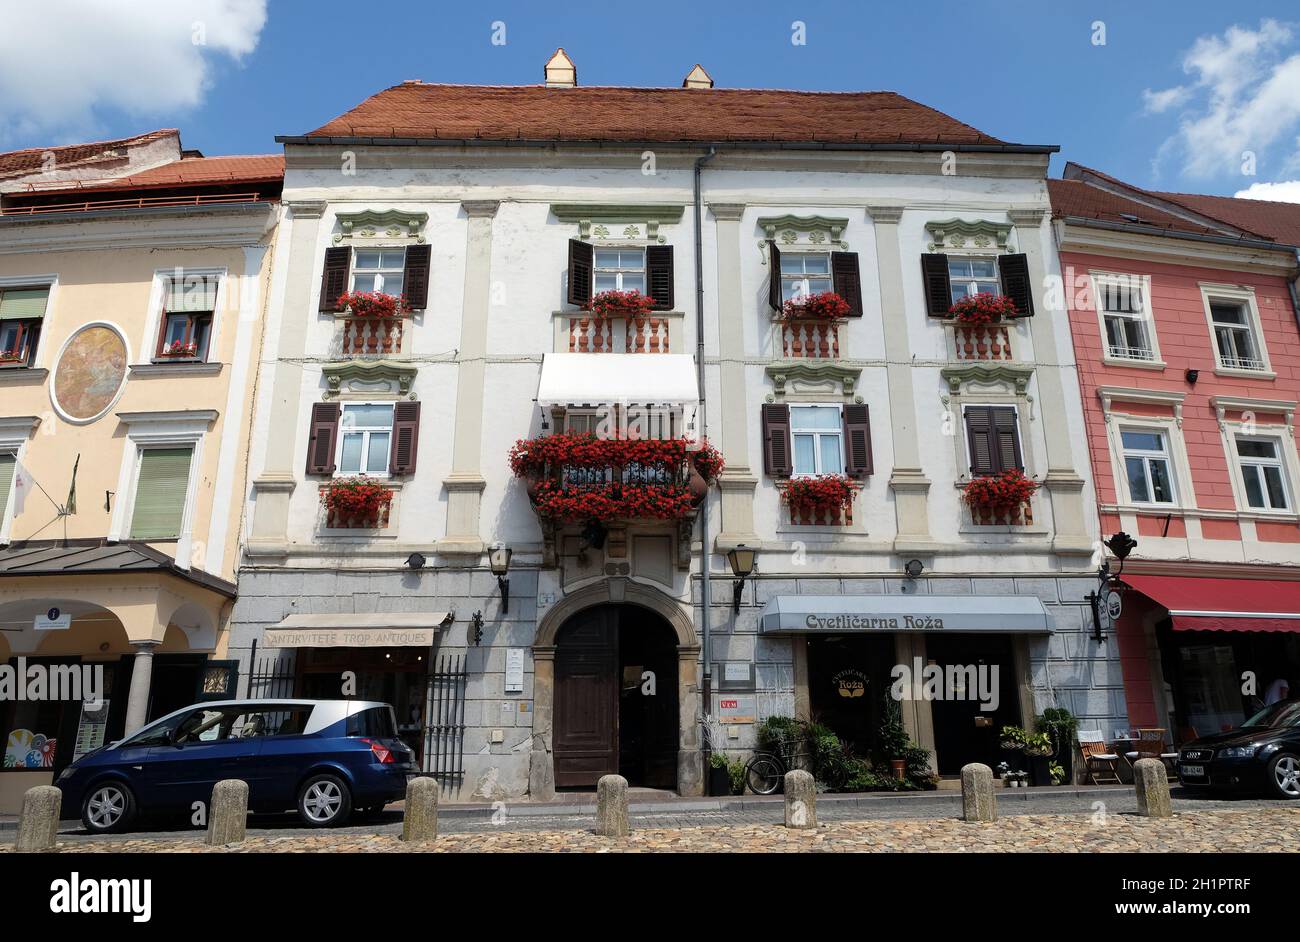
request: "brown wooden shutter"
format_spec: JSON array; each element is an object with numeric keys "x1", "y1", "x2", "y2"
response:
[
  {"x1": 998, "y1": 252, "x2": 1034, "y2": 316},
  {"x1": 767, "y1": 240, "x2": 783, "y2": 312},
  {"x1": 761, "y1": 403, "x2": 792, "y2": 477},
  {"x1": 992, "y1": 406, "x2": 1023, "y2": 472},
  {"x1": 306, "y1": 402, "x2": 341, "y2": 475},
  {"x1": 645, "y1": 245, "x2": 674, "y2": 310},
  {"x1": 831, "y1": 251, "x2": 863, "y2": 317},
  {"x1": 389, "y1": 401, "x2": 421, "y2": 474},
  {"x1": 318, "y1": 247, "x2": 351, "y2": 312},
  {"x1": 842, "y1": 404, "x2": 873, "y2": 476},
  {"x1": 403, "y1": 244, "x2": 432, "y2": 310},
  {"x1": 921, "y1": 253, "x2": 952, "y2": 316},
  {"x1": 964, "y1": 406, "x2": 995, "y2": 475},
  {"x1": 567, "y1": 239, "x2": 594, "y2": 306}
]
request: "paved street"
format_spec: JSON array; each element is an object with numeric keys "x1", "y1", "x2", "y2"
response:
[{"x1": 7, "y1": 786, "x2": 1294, "y2": 851}]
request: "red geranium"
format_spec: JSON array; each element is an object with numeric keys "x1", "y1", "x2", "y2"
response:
[
  {"x1": 335, "y1": 291, "x2": 412, "y2": 318},
  {"x1": 962, "y1": 469, "x2": 1037, "y2": 508},
  {"x1": 320, "y1": 477, "x2": 394, "y2": 518},
  {"x1": 947, "y1": 293, "x2": 1020, "y2": 326},
  {"x1": 509, "y1": 433, "x2": 723, "y2": 482},
  {"x1": 782, "y1": 291, "x2": 851, "y2": 321},
  {"x1": 587, "y1": 290, "x2": 656, "y2": 318},
  {"x1": 778, "y1": 474, "x2": 860, "y2": 512}
]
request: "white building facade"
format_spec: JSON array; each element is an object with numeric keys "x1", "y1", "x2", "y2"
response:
[{"x1": 233, "y1": 60, "x2": 1122, "y2": 799}]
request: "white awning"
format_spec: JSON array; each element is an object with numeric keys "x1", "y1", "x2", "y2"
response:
[
  {"x1": 263, "y1": 612, "x2": 452, "y2": 648},
  {"x1": 759, "y1": 595, "x2": 1052, "y2": 634},
  {"x1": 536, "y1": 353, "x2": 699, "y2": 405}
]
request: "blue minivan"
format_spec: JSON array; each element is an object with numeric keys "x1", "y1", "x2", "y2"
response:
[{"x1": 56, "y1": 700, "x2": 415, "y2": 833}]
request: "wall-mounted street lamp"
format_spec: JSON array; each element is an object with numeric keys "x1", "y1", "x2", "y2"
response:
[
  {"x1": 489, "y1": 543, "x2": 512, "y2": 614},
  {"x1": 726, "y1": 545, "x2": 756, "y2": 614},
  {"x1": 1088, "y1": 531, "x2": 1138, "y2": 643}
]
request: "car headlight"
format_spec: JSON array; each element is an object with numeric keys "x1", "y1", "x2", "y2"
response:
[
  {"x1": 1216, "y1": 745, "x2": 1259, "y2": 758},
  {"x1": 56, "y1": 767, "x2": 75, "y2": 782}
]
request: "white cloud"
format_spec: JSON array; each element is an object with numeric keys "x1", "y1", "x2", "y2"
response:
[
  {"x1": 0, "y1": 0, "x2": 267, "y2": 143},
  {"x1": 1234, "y1": 180, "x2": 1300, "y2": 203},
  {"x1": 1145, "y1": 19, "x2": 1300, "y2": 180}
]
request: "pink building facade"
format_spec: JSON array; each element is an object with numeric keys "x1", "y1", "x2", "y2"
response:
[{"x1": 1052, "y1": 164, "x2": 1300, "y2": 741}]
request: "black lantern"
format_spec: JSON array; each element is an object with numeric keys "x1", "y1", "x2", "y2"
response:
[
  {"x1": 726, "y1": 545, "x2": 756, "y2": 613},
  {"x1": 489, "y1": 543, "x2": 512, "y2": 614}
]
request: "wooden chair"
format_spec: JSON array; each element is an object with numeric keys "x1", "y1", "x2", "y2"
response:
[
  {"x1": 1078, "y1": 730, "x2": 1121, "y2": 784},
  {"x1": 1127, "y1": 728, "x2": 1179, "y2": 776}
]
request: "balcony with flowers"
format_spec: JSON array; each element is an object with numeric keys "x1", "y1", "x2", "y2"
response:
[
  {"x1": 961, "y1": 469, "x2": 1038, "y2": 526},
  {"x1": 776, "y1": 291, "x2": 849, "y2": 359},
  {"x1": 319, "y1": 476, "x2": 394, "y2": 530},
  {"x1": 331, "y1": 290, "x2": 411, "y2": 359},
  {"x1": 945, "y1": 293, "x2": 1023, "y2": 362},
  {"x1": 557, "y1": 290, "x2": 679, "y2": 354},
  {"x1": 509, "y1": 432, "x2": 723, "y2": 564},
  {"x1": 778, "y1": 473, "x2": 859, "y2": 526}
]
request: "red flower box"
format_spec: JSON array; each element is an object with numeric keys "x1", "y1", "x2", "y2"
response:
[
  {"x1": 962, "y1": 469, "x2": 1037, "y2": 509},
  {"x1": 587, "y1": 290, "x2": 656, "y2": 319},
  {"x1": 778, "y1": 474, "x2": 860, "y2": 514},
  {"x1": 781, "y1": 291, "x2": 850, "y2": 321},
  {"x1": 320, "y1": 476, "x2": 394, "y2": 526},
  {"x1": 335, "y1": 291, "x2": 412, "y2": 318},
  {"x1": 947, "y1": 293, "x2": 1020, "y2": 326},
  {"x1": 158, "y1": 340, "x2": 199, "y2": 358}
]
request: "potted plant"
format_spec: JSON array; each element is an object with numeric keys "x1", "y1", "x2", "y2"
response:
[
  {"x1": 708, "y1": 751, "x2": 732, "y2": 797},
  {"x1": 781, "y1": 291, "x2": 851, "y2": 321},
  {"x1": 158, "y1": 339, "x2": 199, "y2": 359},
  {"x1": 335, "y1": 290, "x2": 412, "y2": 318},
  {"x1": 947, "y1": 292, "x2": 1021, "y2": 326},
  {"x1": 587, "y1": 289, "x2": 656, "y2": 319},
  {"x1": 319, "y1": 476, "x2": 394, "y2": 528},
  {"x1": 999, "y1": 725, "x2": 1027, "y2": 752},
  {"x1": 1023, "y1": 731, "x2": 1054, "y2": 786},
  {"x1": 778, "y1": 473, "x2": 860, "y2": 524},
  {"x1": 1037, "y1": 707, "x2": 1079, "y2": 784}
]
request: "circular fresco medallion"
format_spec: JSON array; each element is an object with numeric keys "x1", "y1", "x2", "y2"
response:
[{"x1": 53, "y1": 324, "x2": 128, "y2": 423}]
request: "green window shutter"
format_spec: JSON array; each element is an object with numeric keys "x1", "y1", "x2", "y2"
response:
[
  {"x1": 0, "y1": 453, "x2": 14, "y2": 521},
  {"x1": 0, "y1": 288, "x2": 50, "y2": 321},
  {"x1": 129, "y1": 447, "x2": 193, "y2": 540}
]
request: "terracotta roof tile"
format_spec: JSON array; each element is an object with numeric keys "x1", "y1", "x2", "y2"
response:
[
  {"x1": 1046, "y1": 179, "x2": 1228, "y2": 237},
  {"x1": 1150, "y1": 191, "x2": 1300, "y2": 248},
  {"x1": 0, "y1": 129, "x2": 177, "y2": 178},
  {"x1": 301, "y1": 82, "x2": 1013, "y2": 147},
  {"x1": 45, "y1": 154, "x2": 285, "y2": 193}
]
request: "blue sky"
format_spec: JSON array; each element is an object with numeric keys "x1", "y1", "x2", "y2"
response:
[{"x1": 2, "y1": 1, "x2": 1299, "y2": 199}]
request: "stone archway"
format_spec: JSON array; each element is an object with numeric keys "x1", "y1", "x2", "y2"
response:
[{"x1": 529, "y1": 579, "x2": 701, "y2": 799}]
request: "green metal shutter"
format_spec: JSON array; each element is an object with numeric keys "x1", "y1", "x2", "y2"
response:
[
  {"x1": 0, "y1": 453, "x2": 14, "y2": 521},
  {"x1": 129, "y1": 447, "x2": 193, "y2": 540},
  {"x1": 0, "y1": 288, "x2": 50, "y2": 320}
]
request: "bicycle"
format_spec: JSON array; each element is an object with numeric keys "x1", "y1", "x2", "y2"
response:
[{"x1": 743, "y1": 735, "x2": 813, "y2": 794}]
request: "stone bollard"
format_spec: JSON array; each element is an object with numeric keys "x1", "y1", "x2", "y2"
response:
[
  {"x1": 1133, "y1": 758, "x2": 1173, "y2": 818},
  {"x1": 595, "y1": 774, "x2": 630, "y2": 837},
  {"x1": 961, "y1": 763, "x2": 997, "y2": 822},
  {"x1": 402, "y1": 776, "x2": 440, "y2": 843},
  {"x1": 206, "y1": 779, "x2": 249, "y2": 846},
  {"x1": 14, "y1": 786, "x2": 62, "y2": 852},
  {"x1": 784, "y1": 769, "x2": 817, "y2": 829}
]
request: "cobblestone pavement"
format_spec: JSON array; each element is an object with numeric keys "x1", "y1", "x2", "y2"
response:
[{"x1": 12, "y1": 807, "x2": 1298, "y2": 853}]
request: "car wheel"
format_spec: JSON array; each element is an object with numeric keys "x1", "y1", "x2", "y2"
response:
[
  {"x1": 82, "y1": 781, "x2": 137, "y2": 834},
  {"x1": 297, "y1": 774, "x2": 352, "y2": 827},
  {"x1": 1267, "y1": 752, "x2": 1300, "y2": 799}
]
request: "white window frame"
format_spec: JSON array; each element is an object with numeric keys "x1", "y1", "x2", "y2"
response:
[
  {"x1": 946, "y1": 255, "x2": 1001, "y2": 302},
  {"x1": 789, "y1": 403, "x2": 844, "y2": 478},
  {"x1": 1090, "y1": 271, "x2": 1163, "y2": 368},
  {"x1": 779, "y1": 250, "x2": 833, "y2": 304},
  {"x1": 592, "y1": 246, "x2": 647, "y2": 295},
  {"x1": 1210, "y1": 398, "x2": 1300, "y2": 519},
  {"x1": 0, "y1": 416, "x2": 38, "y2": 546},
  {"x1": 1098, "y1": 387, "x2": 1195, "y2": 512},
  {"x1": 1118, "y1": 427, "x2": 1178, "y2": 507},
  {"x1": 1199, "y1": 283, "x2": 1273, "y2": 378},
  {"x1": 349, "y1": 247, "x2": 407, "y2": 297},
  {"x1": 0, "y1": 274, "x2": 58, "y2": 370},
  {"x1": 1233, "y1": 434, "x2": 1292, "y2": 512},
  {"x1": 142, "y1": 267, "x2": 227, "y2": 366},
  {"x1": 108, "y1": 411, "x2": 213, "y2": 570},
  {"x1": 335, "y1": 401, "x2": 395, "y2": 479}
]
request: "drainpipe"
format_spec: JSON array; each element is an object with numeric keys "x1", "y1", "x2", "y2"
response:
[
  {"x1": 693, "y1": 146, "x2": 717, "y2": 730},
  {"x1": 1288, "y1": 252, "x2": 1300, "y2": 337}
]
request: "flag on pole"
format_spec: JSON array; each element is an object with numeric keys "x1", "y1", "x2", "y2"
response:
[
  {"x1": 11, "y1": 460, "x2": 34, "y2": 516},
  {"x1": 65, "y1": 454, "x2": 79, "y2": 515}
]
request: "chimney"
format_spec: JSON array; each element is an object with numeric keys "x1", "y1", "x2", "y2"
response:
[
  {"x1": 544, "y1": 48, "x2": 577, "y2": 88},
  {"x1": 682, "y1": 64, "x2": 714, "y2": 89}
]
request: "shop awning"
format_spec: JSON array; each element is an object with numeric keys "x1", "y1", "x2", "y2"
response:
[
  {"x1": 758, "y1": 595, "x2": 1052, "y2": 634},
  {"x1": 262, "y1": 612, "x2": 452, "y2": 648},
  {"x1": 1123, "y1": 574, "x2": 1300, "y2": 633},
  {"x1": 536, "y1": 352, "x2": 698, "y2": 405}
]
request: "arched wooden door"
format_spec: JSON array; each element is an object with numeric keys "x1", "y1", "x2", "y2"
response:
[{"x1": 554, "y1": 606, "x2": 619, "y2": 787}]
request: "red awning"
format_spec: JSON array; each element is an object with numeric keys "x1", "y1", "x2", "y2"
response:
[{"x1": 1123, "y1": 574, "x2": 1300, "y2": 633}]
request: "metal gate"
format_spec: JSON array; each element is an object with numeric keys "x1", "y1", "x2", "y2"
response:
[
  {"x1": 424, "y1": 654, "x2": 466, "y2": 783},
  {"x1": 244, "y1": 639, "x2": 297, "y2": 699}
]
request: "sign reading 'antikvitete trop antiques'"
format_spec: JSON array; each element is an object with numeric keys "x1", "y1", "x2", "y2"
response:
[
  {"x1": 263, "y1": 628, "x2": 436, "y2": 648},
  {"x1": 758, "y1": 595, "x2": 1053, "y2": 635}
]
